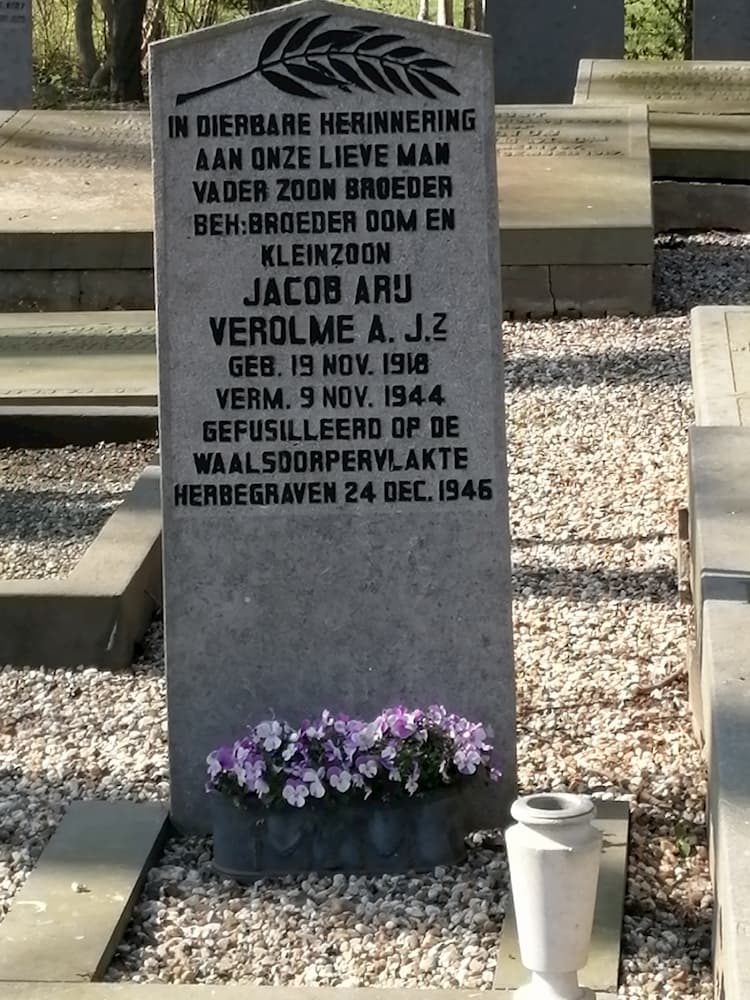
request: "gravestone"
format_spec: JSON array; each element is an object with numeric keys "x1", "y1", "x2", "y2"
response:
[
  {"x1": 496, "y1": 104, "x2": 652, "y2": 316},
  {"x1": 574, "y1": 59, "x2": 750, "y2": 229},
  {"x1": 150, "y1": 0, "x2": 515, "y2": 833},
  {"x1": 0, "y1": 110, "x2": 153, "y2": 310},
  {"x1": 487, "y1": 0, "x2": 623, "y2": 104},
  {"x1": 693, "y1": 0, "x2": 750, "y2": 59},
  {"x1": 0, "y1": 0, "x2": 32, "y2": 108}
]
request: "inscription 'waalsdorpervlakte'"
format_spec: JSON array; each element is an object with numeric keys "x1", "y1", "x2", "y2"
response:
[{"x1": 154, "y1": 8, "x2": 499, "y2": 515}]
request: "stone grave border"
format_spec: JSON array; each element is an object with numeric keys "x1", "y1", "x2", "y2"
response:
[
  {"x1": 0, "y1": 464, "x2": 161, "y2": 668},
  {"x1": 0, "y1": 312, "x2": 158, "y2": 446},
  {"x1": 686, "y1": 305, "x2": 750, "y2": 1000},
  {"x1": 0, "y1": 405, "x2": 158, "y2": 447},
  {"x1": 0, "y1": 798, "x2": 625, "y2": 998}
]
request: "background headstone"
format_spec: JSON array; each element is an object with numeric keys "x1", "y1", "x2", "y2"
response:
[
  {"x1": 693, "y1": 0, "x2": 750, "y2": 59},
  {"x1": 487, "y1": 0, "x2": 623, "y2": 104},
  {"x1": 495, "y1": 104, "x2": 653, "y2": 317},
  {"x1": 0, "y1": 0, "x2": 32, "y2": 108},
  {"x1": 574, "y1": 59, "x2": 750, "y2": 179},
  {"x1": 150, "y1": 0, "x2": 515, "y2": 833}
]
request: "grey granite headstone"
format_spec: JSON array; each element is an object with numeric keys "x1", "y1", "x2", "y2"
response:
[
  {"x1": 0, "y1": 0, "x2": 32, "y2": 108},
  {"x1": 487, "y1": 0, "x2": 623, "y2": 104},
  {"x1": 693, "y1": 0, "x2": 750, "y2": 59},
  {"x1": 150, "y1": 0, "x2": 515, "y2": 834}
]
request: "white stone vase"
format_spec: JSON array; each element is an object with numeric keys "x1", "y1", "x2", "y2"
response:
[{"x1": 505, "y1": 793, "x2": 602, "y2": 1000}]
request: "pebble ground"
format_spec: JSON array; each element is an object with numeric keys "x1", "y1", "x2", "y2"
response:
[
  {"x1": 0, "y1": 441, "x2": 156, "y2": 579},
  {"x1": 3, "y1": 232, "x2": 749, "y2": 995}
]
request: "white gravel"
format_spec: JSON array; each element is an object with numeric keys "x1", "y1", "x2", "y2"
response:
[
  {"x1": 2, "y1": 232, "x2": 740, "y2": 996},
  {"x1": 0, "y1": 441, "x2": 157, "y2": 579}
]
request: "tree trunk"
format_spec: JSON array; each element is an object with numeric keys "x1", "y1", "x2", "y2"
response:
[
  {"x1": 110, "y1": 0, "x2": 147, "y2": 102},
  {"x1": 75, "y1": 0, "x2": 100, "y2": 83},
  {"x1": 417, "y1": 0, "x2": 429, "y2": 21},
  {"x1": 436, "y1": 0, "x2": 452, "y2": 26},
  {"x1": 473, "y1": 0, "x2": 484, "y2": 31}
]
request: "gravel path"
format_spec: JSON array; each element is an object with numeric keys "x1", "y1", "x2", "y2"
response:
[
  {"x1": 2, "y1": 232, "x2": 743, "y2": 995},
  {"x1": 0, "y1": 442, "x2": 157, "y2": 579}
]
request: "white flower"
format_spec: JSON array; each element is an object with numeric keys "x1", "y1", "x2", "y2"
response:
[
  {"x1": 454, "y1": 747, "x2": 481, "y2": 774},
  {"x1": 282, "y1": 781, "x2": 308, "y2": 807},
  {"x1": 303, "y1": 768, "x2": 326, "y2": 799},
  {"x1": 255, "y1": 720, "x2": 283, "y2": 751},
  {"x1": 328, "y1": 767, "x2": 352, "y2": 793},
  {"x1": 357, "y1": 757, "x2": 378, "y2": 778}
]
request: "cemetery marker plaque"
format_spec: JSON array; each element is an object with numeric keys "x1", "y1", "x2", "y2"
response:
[
  {"x1": 150, "y1": 0, "x2": 515, "y2": 833},
  {"x1": 0, "y1": 0, "x2": 32, "y2": 108}
]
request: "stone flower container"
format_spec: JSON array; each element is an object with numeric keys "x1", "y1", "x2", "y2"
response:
[
  {"x1": 505, "y1": 792, "x2": 602, "y2": 1000},
  {"x1": 206, "y1": 705, "x2": 501, "y2": 879}
]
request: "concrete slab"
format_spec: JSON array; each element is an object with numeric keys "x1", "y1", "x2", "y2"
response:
[
  {"x1": 0, "y1": 110, "x2": 152, "y2": 270},
  {"x1": 688, "y1": 427, "x2": 750, "y2": 651},
  {"x1": 691, "y1": 306, "x2": 750, "y2": 426},
  {"x1": 0, "y1": 311, "x2": 156, "y2": 405},
  {"x1": 0, "y1": 269, "x2": 154, "y2": 311},
  {"x1": 0, "y1": 464, "x2": 161, "y2": 667},
  {"x1": 550, "y1": 264, "x2": 651, "y2": 317},
  {"x1": 573, "y1": 59, "x2": 750, "y2": 182},
  {"x1": 0, "y1": 406, "x2": 158, "y2": 446},
  {"x1": 497, "y1": 105, "x2": 653, "y2": 267},
  {"x1": 700, "y1": 598, "x2": 750, "y2": 1000},
  {"x1": 0, "y1": 800, "x2": 168, "y2": 981},
  {"x1": 500, "y1": 264, "x2": 651, "y2": 318},
  {"x1": 494, "y1": 799, "x2": 628, "y2": 993},
  {"x1": 654, "y1": 179, "x2": 750, "y2": 232},
  {"x1": 501, "y1": 265, "x2": 554, "y2": 318}
]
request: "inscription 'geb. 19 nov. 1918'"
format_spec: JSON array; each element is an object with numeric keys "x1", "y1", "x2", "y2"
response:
[{"x1": 150, "y1": 0, "x2": 514, "y2": 833}]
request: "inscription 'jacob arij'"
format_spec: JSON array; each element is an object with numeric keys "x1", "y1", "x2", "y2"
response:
[{"x1": 150, "y1": 0, "x2": 515, "y2": 834}]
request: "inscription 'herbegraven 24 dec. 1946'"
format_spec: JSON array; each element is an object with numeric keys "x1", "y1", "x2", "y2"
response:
[{"x1": 153, "y1": 7, "x2": 499, "y2": 516}]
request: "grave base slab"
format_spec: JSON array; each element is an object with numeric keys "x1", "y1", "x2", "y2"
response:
[
  {"x1": 0, "y1": 405, "x2": 158, "y2": 446},
  {"x1": 0, "y1": 269, "x2": 154, "y2": 312},
  {"x1": 654, "y1": 180, "x2": 750, "y2": 232},
  {"x1": 502, "y1": 264, "x2": 652, "y2": 318}
]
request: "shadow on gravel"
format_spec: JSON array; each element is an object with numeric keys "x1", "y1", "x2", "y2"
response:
[
  {"x1": 655, "y1": 234, "x2": 750, "y2": 312},
  {"x1": 0, "y1": 488, "x2": 124, "y2": 541},
  {"x1": 505, "y1": 346, "x2": 690, "y2": 391},
  {"x1": 513, "y1": 532, "x2": 667, "y2": 549},
  {"x1": 513, "y1": 565, "x2": 676, "y2": 601}
]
